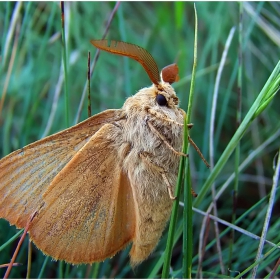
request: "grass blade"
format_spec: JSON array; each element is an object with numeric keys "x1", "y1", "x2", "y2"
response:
[
  {"x1": 194, "y1": 60, "x2": 280, "y2": 208},
  {"x1": 162, "y1": 4, "x2": 198, "y2": 278},
  {"x1": 60, "y1": 1, "x2": 69, "y2": 127},
  {"x1": 183, "y1": 160, "x2": 193, "y2": 278}
]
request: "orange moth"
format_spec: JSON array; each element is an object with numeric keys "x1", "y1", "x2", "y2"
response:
[{"x1": 0, "y1": 40, "x2": 191, "y2": 266}]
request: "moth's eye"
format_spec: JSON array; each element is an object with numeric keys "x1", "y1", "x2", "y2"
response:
[{"x1": 156, "y1": 94, "x2": 167, "y2": 106}]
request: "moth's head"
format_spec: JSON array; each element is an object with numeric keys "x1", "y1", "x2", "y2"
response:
[
  {"x1": 90, "y1": 39, "x2": 181, "y2": 110},
  {"x1": 123, "y1": 61, "x2": 180, "y2": 113},
  {"x1": 152, "y1": 63, "x2": 180, "y2": 109},
  {"x1": 152, "y1": 82, "x2": 179, "y2": 109}
]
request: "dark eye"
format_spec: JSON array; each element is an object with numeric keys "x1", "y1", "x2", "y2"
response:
[{"x1": 156, "y1": 94, "x2": 167, "y2": 106}]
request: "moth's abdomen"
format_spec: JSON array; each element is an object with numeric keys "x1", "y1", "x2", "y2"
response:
[
  {"x1": 127, "y1": 168, "x2": 173, "y2": 266},
  {"x1": 118, "y1": 118, "x2": 181, "y2": 265},
  {"x1": 129, "y1": 193, "x2": 172, "y2": 266}
]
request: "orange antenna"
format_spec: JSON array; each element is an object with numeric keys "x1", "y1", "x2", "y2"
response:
[
  {"x1": 90, "y1": 39, "x2": 160, "y2": 85},
  {"x1": 161, "y1": 63, "x2": 180, "y2": 84}
]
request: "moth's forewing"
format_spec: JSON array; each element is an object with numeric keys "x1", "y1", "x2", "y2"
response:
[
  {"x1": 28, "y1": 123, "x2": 135, "y2": 264},
  {"x1": 0, "y1": 109, "x2": 124, "y2": 228}
]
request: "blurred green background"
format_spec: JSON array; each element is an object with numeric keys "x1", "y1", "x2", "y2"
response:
[{"x1": 0, "y1": 2, "x2": 279, "y2": 278}]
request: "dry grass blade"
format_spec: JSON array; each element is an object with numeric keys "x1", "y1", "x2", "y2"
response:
[
  {"x1": 0, "y1": 22, "x2": 20, "y2": 115},
  {"x1": 3, "y1": 211, "x2": 36, "y2": 279},
  {"x1": 197, "y1": 26, "x2": 236, "y2": 277},
  {"x1": 75, "y1": 1, "x2": 120, "y2": 124},
  {"x1": 270, "y1": 257, "x2": 280, "y2": 278},
  {"x1": 191, "y1": 206, "x2": 280, "y2": 249},
  {"x1": 251, "y1": 149, "x2": 280, "y2": 278},
  {"x1": 244, "y1": 2, "x2": 280, "y2": 46},
  {"x1": 0, "y1": 263, "x2": 21, "y2": 268}
]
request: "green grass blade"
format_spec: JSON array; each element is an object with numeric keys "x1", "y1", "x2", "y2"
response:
[
  {"x1": 0, "y1": 230, "x2": 23, "y2": 252},
  {"x1": 161, "y1": 5, "x2": 198, "y2": 278},
  {"x1": 194, "y1": 60, "x2": 280, "y2": 208},
  {"x1": 38, "y1": 256, "x2": 49, "y2": 279},
  {"x1": 161, "y1": 144, "x2": 186, "y2": 278},
  {"x1": 183, "y1": 160, "x2": 193, "y2": 278},
  {"x1": 60, "y1": 2, "x2": 69, "y2": 127},
  {"x1": 228, "y1": 3, "x2": 243, "y2": 273},
  {"x1": 234, "y1": 241, "x2": 280, "y2": 279}
]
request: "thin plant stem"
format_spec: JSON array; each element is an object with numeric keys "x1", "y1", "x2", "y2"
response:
[
  {"x1": 3, "y1": 212, "x2": 36, "y2": 279},
  {"x1": 0, "y1": 22, "x2": 19, "y2": 115},
  {"x1": 185, "y1": 3, "x2": 197, "y2": 125},
  {"x1": 64, "y1": 263, "x2": 70, "y2": 278},
  {"x1": 192, "y1": 207, "x2": 280, "y2": 248},
  {"x1": 75, "y1": 1, "x2": 120, "y2": 124},
  {"x1": 161, "y1": 4, "x2": 198, "y2": 278},
  {"x1": 38, "y1": 257, "x2": 49, "y2": 279},
  {"x1": 183, "y1": 160, "x2": 193, "y2": 278},
  {"x1": 183, "y1": 4, "x2": 198, "y2": 278},
  {"x1": 251, "y1": 148, "x2": 280, "y2": 278},
  {"x1": 161, "y1": 130, "x2": 187, "y2": 278},
  {"x1": 244, "y1": 2, "x2": 280, "y2": 46},
  {"x1": 234, "y1": 241, "x2": 280, "y2": 279},
  {"x1": 58, "y1": 261, "x2": 63, "y2": 278},
  {"x1": 91, "y1": 263, "x2": 100, "y2": 278},
  {"x1": 269, "y1": 257, "x2": 280, "y2": 278},
  {"x1": 198, "y1": 26, "x2": 236, "y2": 276},
  {"x1": 61, "y1": 1, "x2": 69, "y2": 127},
  {"x1": 41, "y1": 55, "x2": 79, "y2": 138},
  {"x1": 0, "y1": 229, "x2": 23, "y2": 252},
  {"x1": 2, "y1": 1, "x2": 22, "y2": 68},
  {"x1": 26, "y1": 240, "x2": 32, "y2": 279},
  {"x1": 87, "y1": 52, "x2": 91, "y2": 118},
  {"x1": 117, "y1": 3, "x2": 131, "y2": 98},
  {"x1": 228, "y1": 3, "x2": 243, "y2": 273}
]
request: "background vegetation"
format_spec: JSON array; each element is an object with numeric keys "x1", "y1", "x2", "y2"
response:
[{"x1": 0, "y1": 2, "x2": 279, "y2": 278}]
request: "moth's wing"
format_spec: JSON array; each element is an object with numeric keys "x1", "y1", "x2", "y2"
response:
[
  {"x1": 28, "y1": 123, "x2": 135, "y2": 264},
  {"x1": 0, "y1": 109, "x2": 124, "y2": 228}
]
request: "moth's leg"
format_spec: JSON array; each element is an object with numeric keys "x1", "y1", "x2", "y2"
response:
[
  {"x1": 147, "y1": 120, "x2": 188, "y2": 158},
  {"x1": 191, "y1": 188, "x2": 198, "y2": 197},
  {"x1": 139, "y1": 151, "x2": 176, "y2": 200},
  {"x1": 188, "y1": 136, "x2": 210, "y2": 168},
  {"x1": 147, "y1": 108, "x2": 193, "y2": 129}
]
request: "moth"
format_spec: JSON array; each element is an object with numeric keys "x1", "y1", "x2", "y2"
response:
[{"x1": 0, "y1": 40, "x2": 192, "y2": 267}]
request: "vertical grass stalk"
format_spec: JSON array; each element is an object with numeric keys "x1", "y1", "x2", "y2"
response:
[
  {"x1": 91, "y1": 262, "x2": 100, "y2": 278},
  {"x1": 38, "y1": 257, "x2": 49, "y2": 279},
  {"x1": 58, "y1": 261, "x2": 64, "y2": 278},
  {"x1": 27, "y1": 241, "x2": 32, "y2": 278},
  {"x1": 118, "y1": 3, "x2": 131, "y2": 98},
  {"x1": 251, "y1": 148, "x2": 280, "y2": 277},
  {"x1": 74, "y1": 2, "x2": 120, "y2": 124},
  {"x1": 60, "y1": 1, "x2": 69, "y2": 127},
  {"x1": 161, "y1": 142, "x2": 186, "y2": 278},
  {"x1": 183, "y1": 159, "x2": 193, "y2": 278},
  {"x1": 228, "y1": 3, "x2": 243, "y2": 273},
  {"x1": 183, "y1": 3, "x2": 198, "y2": 278},
  {"x1": 87, "y1": 51, "x2": 91, "y2": 118},
  {"x1": 161, "y1": 4, "x2": 197, "y2": 278}
]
